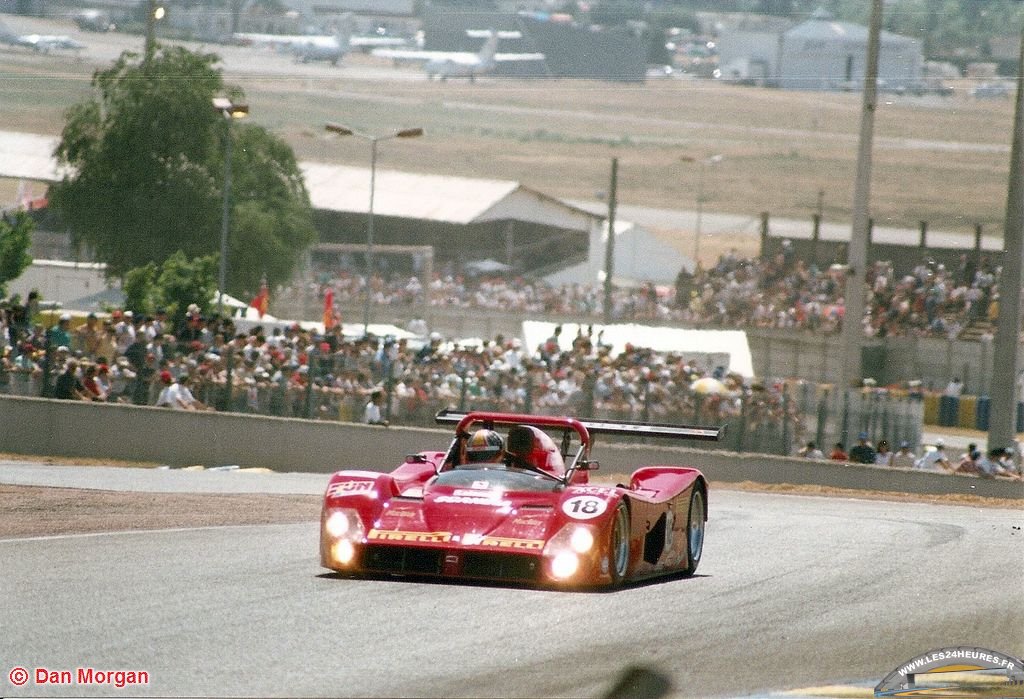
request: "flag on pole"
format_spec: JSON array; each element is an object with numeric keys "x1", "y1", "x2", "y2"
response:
[
  {"x1": 250, "y1": 278, "x2": 269, "y2": 318},
  {"x1": 323, "y1": 288, "x2": 337, "y2": 329}
]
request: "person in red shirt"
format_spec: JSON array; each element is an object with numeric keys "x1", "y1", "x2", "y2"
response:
[{"x1": 829, "y1": 442, "x2": 848, "y2": 461}]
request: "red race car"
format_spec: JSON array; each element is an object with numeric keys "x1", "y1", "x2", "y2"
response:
[{"x1": 320, "y1": 410, "x2": 723, "y2": 588}]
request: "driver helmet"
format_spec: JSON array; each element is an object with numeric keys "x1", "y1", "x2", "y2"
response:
[{"x1": 465, "y1": 429, "x2": 504, "y2": 463}]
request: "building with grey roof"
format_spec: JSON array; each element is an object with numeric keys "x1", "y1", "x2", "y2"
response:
[{"x1": 717, "y1": 7, "x2": 922, "y2": 91}]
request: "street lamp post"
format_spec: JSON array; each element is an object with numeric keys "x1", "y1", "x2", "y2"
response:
[
  {"x1": 212, "y1": 97, "x2": 249, "y2": 320},
  {"x1": 325, "y1": 122, "x2": 424, "y2": 335},
  {"x1": 681, "y1": 154, "x2": 723, "y2": 267}
]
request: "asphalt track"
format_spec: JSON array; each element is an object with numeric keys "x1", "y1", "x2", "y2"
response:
[{"x1": 1, "y1": 463, "x2": 1022, "y2": 698}]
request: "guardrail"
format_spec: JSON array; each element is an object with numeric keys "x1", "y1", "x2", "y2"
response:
[{"x1": 1, "y1": 395, "x2": 1020, "y2": 500}]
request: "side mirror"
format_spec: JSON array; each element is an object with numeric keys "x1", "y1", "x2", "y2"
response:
[{"x1": 581, "y1": 460, "x2": 600, "y2": 471}]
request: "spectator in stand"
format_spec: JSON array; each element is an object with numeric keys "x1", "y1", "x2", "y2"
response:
[
  {"x1": 48, "y1": 313, "x2": 73, "y2": 351},
  {"x1": 363, "y1": 389, "x2": 388, "y2": 426},
  {"x1": 943, "y1": 377, "x2": 964, "y2": 398},
  {"x1": 915, "y1": 439, "x2": 953, "y2": 472},
  {"x1": 830, "y1": 442, "x2": 848, "y2": 461},
  {"x1": 874, "y1": 439, "x2": 892, "y2": 466},
  {"x1": 849, "y1": 432, "x2": 876, "y2": 464},
  {"x1": 890, "y1": 441, "x2": 917, "y2": 469},
  {"x1": 797, "y1": 440, "x2": 825, "y2": 459},
  {"x1": 53, "y1": 360, "x2": 91, "y2": 401},
  {"x1": 955, "y1": 448, "x2": 982, "y2": 475},
  {"x1": 74, "y1": 313, "x2": 106, "y2": 357},
  {"x1": 81, "y1": 363, "x2": 107, "y2": 401},
  {"x1": 978, "y1": 447, "x2": 1023, "y2": 480}
]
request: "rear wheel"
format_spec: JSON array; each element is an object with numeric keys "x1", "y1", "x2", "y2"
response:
[
  {"x1": 681, "y1": 486, "x2": 705, "y2": 577},
  {"x1": 609, "y1": 502, "x2": 630, "y2": 585}
]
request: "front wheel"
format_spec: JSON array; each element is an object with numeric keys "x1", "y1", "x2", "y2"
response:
[
  {"x1": 609, "y1": 502, "x2": 630, "y2": 586},
  {"x1": 681, "y1": 486, "x2": 705, "y2": 577}
]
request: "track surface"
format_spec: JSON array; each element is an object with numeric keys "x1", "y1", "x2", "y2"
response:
[{"x1": 1, "y1": 464, "x2": 1021, "y2": 698}]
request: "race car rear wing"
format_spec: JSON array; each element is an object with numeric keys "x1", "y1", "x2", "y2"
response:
[{"x1": 434, "y1": 409, "x2": 725, "y2": 443}]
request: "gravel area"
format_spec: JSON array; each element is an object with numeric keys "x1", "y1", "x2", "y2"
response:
[{"x1": 0, "y1": 484, "x2": 321, "y2": 539}]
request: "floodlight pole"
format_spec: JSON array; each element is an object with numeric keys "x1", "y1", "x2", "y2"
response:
[
  {"x1": 838, "y1": 0, "x2": 882, "y2": 399},
  {"x1": 325, "y1": 123, "x2": 423, "y2": 335},
  {"x1": 213, "y1": 98, "x2": 249, "y2": 320},
  {"x1": 987, "y1": 25, "x2": 1024, "y2": 452},
  {"x1": 603, "y1": 157, "x2": 618, "y2": 324}
]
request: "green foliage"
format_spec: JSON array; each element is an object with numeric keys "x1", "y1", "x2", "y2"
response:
[
  {"x1": 0, "y1": 212, "x2": 33, "y2": 298},
  {"x1": 122, "y1": 262, "x2": 158, "y2": 316},
  {"x1": 122, "y1": 252, "x2": 217, "y2": 330},
  {"x1": 155, "y1": 251, "x2": 217, "y2": 330},
  {"x1": 51, "y1": 44, "x2": 315, "y2": 297},
  {"x1": 223, "y1": 125, "x2": 316, "y2": 299}
]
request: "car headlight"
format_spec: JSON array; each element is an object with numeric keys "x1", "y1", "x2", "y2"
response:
[
  {"x1": 550, "y1": 551, "x2": 579, "y2": 579},
  {"x1": 330, "y1": 539, "x2": 356, "y2": 566},
  {"x1": 543, "y1": 523, "x2": 597, "y2": 580},
  {"x1": 569, "y1": 526, "x2": 595, "y2": 554},
  {"x1": 323, "y1": 508, "x2": 364, "y2": 540}
]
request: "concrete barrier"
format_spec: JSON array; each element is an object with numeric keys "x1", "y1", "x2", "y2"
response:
[{"x1": 2, "y1": 395, "x2": 1021, "y2": 500}]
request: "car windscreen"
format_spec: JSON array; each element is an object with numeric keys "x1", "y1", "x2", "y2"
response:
[{"x1": 433, "y1": 466, "x2": 561, "y2": 493}]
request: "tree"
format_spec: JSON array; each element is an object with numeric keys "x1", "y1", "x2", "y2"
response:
[
  {"x1": 122, "y1": 252, "x2": 218, "y2": 331},
  {"x1": 51, "y1": 45, "x2": 316, "y2": 297},
  {"x1": 0, "y1": 212, "x2": 33, "y2": 298}
]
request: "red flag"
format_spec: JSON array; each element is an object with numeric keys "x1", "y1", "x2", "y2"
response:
[
  {"x1": 323, "y1": 288, "x2": 337, "y2": 329},
  {"x1": 250, "y1": 279, "x2": 269, "y2": 318}
]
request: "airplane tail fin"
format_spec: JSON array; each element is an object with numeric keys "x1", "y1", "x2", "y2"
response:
[
  {"x1": 476, "y1": 31, "x2": 500, "y2": 65},
  {"x1": 334, "y1": 11, "x2": 353, "y2": 52}
]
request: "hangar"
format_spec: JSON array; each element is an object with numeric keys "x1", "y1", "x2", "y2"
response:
[
  {"x1": 0, "y1": 130, "x2": 604, "y2": 283},
  {"x1": 301, "y1": 162, "x2": 603, "y2": 278},
  {"x1": 717, "y1": 7, "x2": 922, "y2": 91}
]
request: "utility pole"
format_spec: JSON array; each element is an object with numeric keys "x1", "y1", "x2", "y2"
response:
[
  {"x1": 987, "y1": 26, "x2": 1024, "y2": 451},
  {"x1": 838, "y1": 0, "x2": 882, "y2": 395},
  {"x1": 603, "y1": 157, "x2": 618, "y2": 325},
  {"x1": 144, "y1": 0, "x2": 157, "y2": 63}
]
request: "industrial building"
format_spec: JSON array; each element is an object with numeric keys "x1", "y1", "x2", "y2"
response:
[{"x1": 717, "y1": 7, "x2": 922, "y2": 90}]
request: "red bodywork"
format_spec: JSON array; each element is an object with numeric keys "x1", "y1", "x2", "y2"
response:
[{"x1": 319, "y1": 411, "x2": 713, "y2": 588}]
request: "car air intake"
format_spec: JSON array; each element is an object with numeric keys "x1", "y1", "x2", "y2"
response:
[{"x1": 363, "y1": 546, "x2": 443, "y2": 576}]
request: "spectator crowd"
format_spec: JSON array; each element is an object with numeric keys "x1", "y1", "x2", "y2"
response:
[
  {"x1": 0, "y1": 244, "x2": 1020, "y2": 479},
  {"x1": 282, "y1": 247, "x2": 1001, "y2": 340}
]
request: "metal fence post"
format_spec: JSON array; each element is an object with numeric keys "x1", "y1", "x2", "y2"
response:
[
  {"x1": 781, "y1": 384, "x2": 791, "y2": 455},
  {"x1": 304, "y1": 348, "x2": 316, "y2": 419}
]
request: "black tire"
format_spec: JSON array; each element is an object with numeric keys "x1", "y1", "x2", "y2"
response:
[
  {"x1": 681, "y1": 486, "x2": 706, "y2": 577},
  {"x1": 609, "y1": 502, "x2": 631, "y2": 586}
]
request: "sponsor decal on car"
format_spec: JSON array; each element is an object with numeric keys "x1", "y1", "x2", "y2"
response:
[
  {"x1": 460, "y1": 533, "x2": 545, "y2": 549},
  {"x1": 568, "y1": 486, "x2": 616, "y2": 496},
  {"x1": 328, "y1": 480, "x2": 376, "y2": 497},
  {"x1": 435, "y1": 494, "x2": 510, "y2": 506},
  {"x1": 562, "y1": 496, "x2": 608, "y2": 520},
  {"x1": 368, "y1": 529, "x2": 452, "y2": 543}
]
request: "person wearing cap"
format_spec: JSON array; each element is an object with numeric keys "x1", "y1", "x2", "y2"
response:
[
  {"x1": 155, "y1": 371, "x2": 204, "y2": 410},
  {"x1": 915, "y1": 439, "x2": 953, "y2": 472},
  {"x1": 848, "y1": 432, "x2": 876, "y2": 464},
  {"x1": 47, "y1": 313, "x2": 73, "y2": 351},
  {"x1": 890, "y1": 441, "x2": 917, "y2": 469}
]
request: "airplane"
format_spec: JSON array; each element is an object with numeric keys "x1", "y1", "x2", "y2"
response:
[
  {"x1": 0, "y1": 18, "x2": 85, "y2": 53},
  {"x1": 371, "y1": 30, "x2": 545, "y2": 82},
  {"x1": 232, "y1": 14, "x2": 406, "y2": 66}
]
